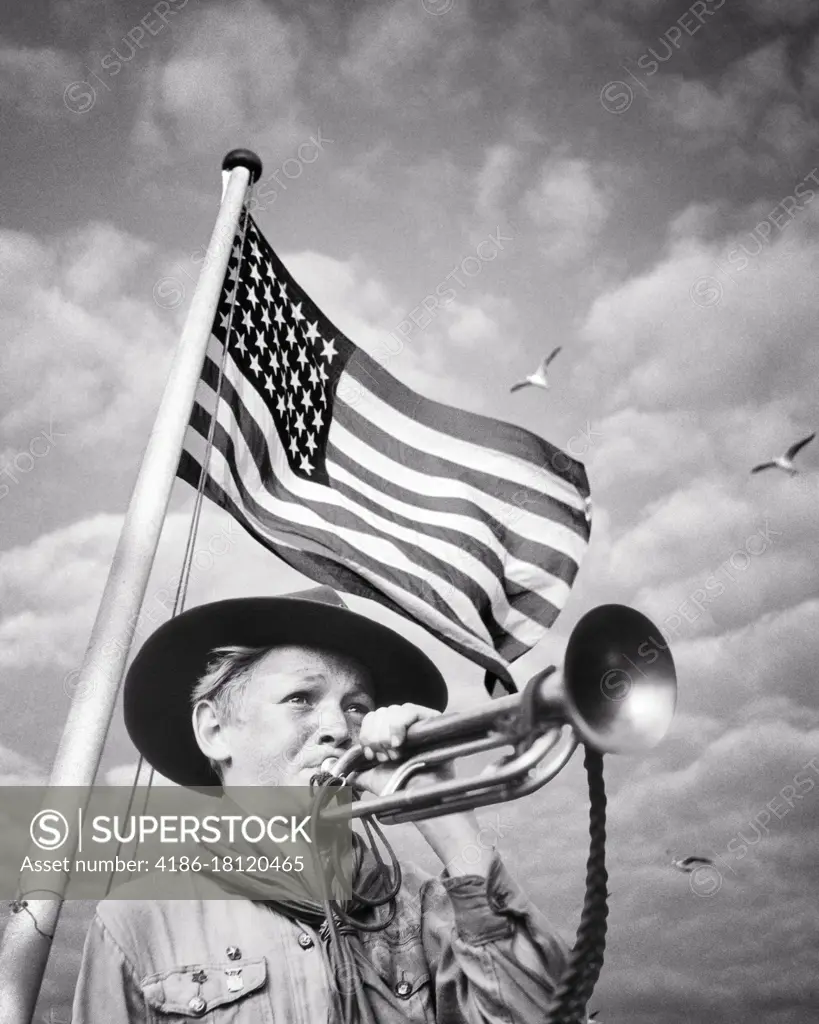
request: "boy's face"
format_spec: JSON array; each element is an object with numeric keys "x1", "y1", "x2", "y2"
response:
[{"x1": 211, "y1": 644, "x2": 378, "y2": 786}]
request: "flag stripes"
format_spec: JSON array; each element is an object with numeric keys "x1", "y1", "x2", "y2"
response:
[{"x1": 179, "y1": 213, "x2": 592, "y2": 693}]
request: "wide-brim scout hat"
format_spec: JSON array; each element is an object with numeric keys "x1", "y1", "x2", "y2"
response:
[{"x1": 123, "y1": 586, "x2": 448, "y2": 790}]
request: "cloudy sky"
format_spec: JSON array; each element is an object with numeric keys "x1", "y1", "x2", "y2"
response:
[{"x1": 1, "y1": 0, "x2": 819, "y2": 1021}]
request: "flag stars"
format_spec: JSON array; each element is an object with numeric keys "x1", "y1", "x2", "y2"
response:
[{"x1": 214, "y1": 224, "x2": 348, "y2": 483}]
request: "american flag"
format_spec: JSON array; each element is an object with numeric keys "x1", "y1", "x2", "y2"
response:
[{"x1": 178, "y1": 212, "x2": 591, "y2": 695}]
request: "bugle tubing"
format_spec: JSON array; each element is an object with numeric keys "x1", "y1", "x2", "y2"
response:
[{"x1": 318, "y1": 604, "x2": 677, "y2": 825}]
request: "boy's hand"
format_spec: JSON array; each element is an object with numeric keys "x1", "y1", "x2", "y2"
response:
[{"x1": 354, "y1": 703, "x2": 453, "y2": 797}]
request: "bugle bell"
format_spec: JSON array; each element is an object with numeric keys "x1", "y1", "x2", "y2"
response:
[{"x1": 317, "y1": 604, "x2": 677, "y2": 825}]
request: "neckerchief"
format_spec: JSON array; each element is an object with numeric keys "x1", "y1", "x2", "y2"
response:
[{"x1": 195, "y1": 792, "x2": 394, "y2": 1024}]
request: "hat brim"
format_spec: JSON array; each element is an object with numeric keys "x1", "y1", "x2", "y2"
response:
[{"x1": 123, "y1": 596, "x2": 448, "y2": 790}]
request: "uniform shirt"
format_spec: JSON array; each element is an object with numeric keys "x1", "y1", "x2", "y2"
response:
[{"x1": 72, "y1": 852, "x2": 569, "y2": 1023}]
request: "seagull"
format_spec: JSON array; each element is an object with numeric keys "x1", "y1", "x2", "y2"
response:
[
  {"x1": 669, "y1": 854, "x2": 715, "y2": 874},
  {"x1": 751, "y1": 432, "x2": 815, "y2": 476},
  {"x1": 510, "y1": 347, "x2": 562, "y2": 393}
]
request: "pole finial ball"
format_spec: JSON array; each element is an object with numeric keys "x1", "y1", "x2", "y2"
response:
[{"x1": 222, "y1": 149, "x2": 263, "y2": 183}]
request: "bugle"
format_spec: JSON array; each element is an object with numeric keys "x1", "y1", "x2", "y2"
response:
[{"x1": 317, "y1": 604, "x2": 676, "y2": 825}]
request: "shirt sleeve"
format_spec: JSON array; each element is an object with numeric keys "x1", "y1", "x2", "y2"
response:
[
  {"x1": 419, "y1": 852, "x2": 570, "y2": 1024},
  {"x1": 71, "y1": 913, "x2": 148, "y2": 1024}
]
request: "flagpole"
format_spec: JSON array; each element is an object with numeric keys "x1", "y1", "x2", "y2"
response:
[{"x1": 0, "y1": 148, "x2": 262, "y2": 1024}]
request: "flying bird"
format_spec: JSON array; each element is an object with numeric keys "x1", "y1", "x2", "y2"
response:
[
  {"x1": 751, "y1": 432, "x2": 815, "y2": 476},
  {"x1": 670, "y1": 854, "x2": 715, "y2": 874},
  {"x1": 510, "y1": 347, "x2": 562, "y2": 393}
]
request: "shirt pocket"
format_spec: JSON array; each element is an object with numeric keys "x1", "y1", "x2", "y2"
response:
[
  {"x1": 141, "y1": 956, "x2": 272, "y2": 1023},
  {"x1": 356, "y1": 932, "x2": 433, "y2": 1020}
]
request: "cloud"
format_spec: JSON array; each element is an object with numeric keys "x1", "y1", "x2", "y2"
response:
[
  {"x1": 654, "y1": 75, "x2": 744, "y2": 139},
  {"x1": 339, "y1": 2, "x2": 435, "y2": 92},
  {"x1": 493, "y1": 706, "x2": 819, "y2": 1022},
  {"x1": 757, "y1": 102, "x2": 819, "y2": 163},
  {"x1": 475, "y1": 143, "x2": 520, "y2": 219},
  {"x1": 0, "y1": 741, "x2": 46, "y2": 784},
  {"x1": 585, "y1": 408, "x2": 715, "y2": 491},
  {"x1": 521, "y1": 155, "x2": 613, "y2": 261},
  {"x1": 671, "y1": 598, "x2": 819, "y2": 716},
  {"x1": 744, "y1": 0, "x2": 818, "y2": 26},
  {"x1": 594, "y1": 463, "x2": 818, "y2": 641},
  {"x1": 60, "y1": 223, "x2": 153, "y2": 303},
  {"x1": 0, "y1": 221, "x2": 175, "y2": 449},
  {"x1": 0, "y1": 514, "x2": 123, "y2": 672},
  {"x1": 575, "y1": 200, "x2": 819, "y2": 416},
  {"x1": 336, "y1": 0, "x2": 476, "y2": 111},
  {"x1": 492, "y1": 3, "x2": 635, "y2": 93},
  {"x1": 442, "y1": 299, "x2": 502, "y2": 347},
  {"x1": 650, "y1": 39, "x2": 815, "y2": 170},
  {"x1": 0, "y1": 40, "x2": 80, "y2": 120},
  {"x1": 131, "y1": 0, "x2": 307, "y2": 165},
  {"x1": 666, "y1": 201, "x2": 725, "y2": 242}
]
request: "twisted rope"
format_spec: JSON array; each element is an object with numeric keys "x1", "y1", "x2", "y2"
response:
[{"x1": 543, "y1": 746, "x2": 608, "y2": 1024}]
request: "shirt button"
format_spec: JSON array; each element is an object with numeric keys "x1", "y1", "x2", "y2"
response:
[
  {"x1": 187, "y1": 995, "x2": 207, "y2": 1015},
  {"x1": 226, "y1": 946, "x2": 242, "y2": 960},
  {"x1": 395, "y1": 980, "x2": 412, "y2": 998},
  {"x1": 298, "y1": 933, "x2": 314, "y2": 949}
]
